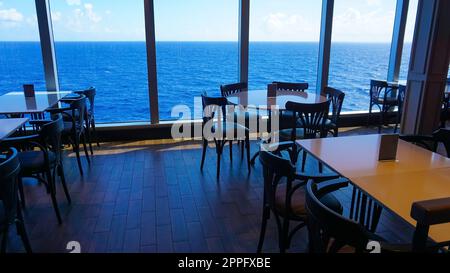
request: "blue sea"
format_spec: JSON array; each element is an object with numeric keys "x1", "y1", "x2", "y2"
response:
[{"x1": 0, "y1": 42, "x2": 413, "y2": 123}]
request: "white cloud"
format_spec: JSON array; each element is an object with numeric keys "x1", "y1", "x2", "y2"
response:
[
  {"x1": 84, "y1": 3, "x2": 101, "y2": 23},
  {"x1": 0, "y1": 8, "x2": 24, "y2": 22},
  {"x1": 66, "y1": 0, "x2": 81, "y2": 6},
  {"x1": 52, "y1": 11, "x2": 62, "y2": 22},
  {"x1": 367, "y1": 0, "x2": 382, "y2": 6},
  {"x1": 333, "y1": 8, "x2": 395, "y2": 42}
]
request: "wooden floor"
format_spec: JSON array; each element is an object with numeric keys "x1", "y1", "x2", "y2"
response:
[{"x1": 5, "y1": 126, "x2": 424, "y2": 253}]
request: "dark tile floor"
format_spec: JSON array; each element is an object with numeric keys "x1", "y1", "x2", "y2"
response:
[{"x1": 5, "y1": 126, "x2": 420, "y2": 253}]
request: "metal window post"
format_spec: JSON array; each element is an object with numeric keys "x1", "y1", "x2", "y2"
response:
[
  {"x1": 316, "y1": 0, "x2": 334, "y2": 95},
  {"x1": 387, "y1": 0, "x2": 410, "y2": 82},
  {"x1": 35, "y1": 0, "x2": 59, "y2": 91},
  {"x1": 239, "y1": 0, "x2": 250, "y2": 84},
  {"x1": 144, "y1": 0, "x2": 159, "y2": 124}
]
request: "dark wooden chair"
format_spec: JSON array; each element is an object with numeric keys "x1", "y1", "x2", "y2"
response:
[
  {"x1": 306, "y1": 180, "x2": 450, "y2": 253},
  {"x1": 257, "y1": 142, "x2": 344, "y2": 253},
  {"x1": 74, "y1": 87, "x2": 99, "y2": 154},
  {"x1": 220, "y1": 82, "x2": 247, "y2": 97},
  {"x1": 277, "y1": 100, "x2": 331, "y2": 172},
  {"x1": 400, "y1": 128, "x2": 450, "y2": 157},
  {"x1": 0, "y1": 148, "x2": 32, "y2": 253},
  {"x1": 394, "y1": 85, "x2": 406, "y2": 133},
  {"x1": 200, "y1": 93, "x2": 251, "y2": 178},
  {"x1": 273, "y1": 81, "x2": 308, "y2": 92},
  {"x1": 2, "y1": 116, "x2": 71, "y2": 224},
  {"x1": 368, "y1": 80, "x2": 399, "y2": 133},
  {"x1": 324, "y1": 87, "x2": 345, "y2": 137},
  {"x1": 49, "y1": 95, "x2": 91, "y2": 175},
  {"x1": 440, "y1": 92, "x2": 449, "y2": 128}
]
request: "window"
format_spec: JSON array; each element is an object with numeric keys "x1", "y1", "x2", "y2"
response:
[
  {"x1": 399, "y1": 0, "x2": 418, "y2": 80},
  {"x1": 249, "y1": 0, "x2": 322, "y2": 91},
  {"x1": 154, "y1": 0, "x2": 239, "y2": 121},
  {"x1": 50, "y1": 0, "x2": 149, "y2": 123},
  {"x1": 0, "y1": 0, "x2": 45, "y2": 95},
  {"x1": 329, "y1": 0, "x2": 397, "y2": 112}
]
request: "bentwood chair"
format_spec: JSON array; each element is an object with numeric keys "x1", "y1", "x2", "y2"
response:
[
  {"x1": 200, "y1": 93, "x2": 251, "y2": 178},
  {"x1": 220, "y1": 82, "x2": 256, "y2": 157},
  {"x1": 277, "y1": 100, "x2": 331, "y2": 172},
  {"x1": 323, "y1": 87, "x2": 345, "y2": 137},
  {"x1": 306, "y1": 180, "x2": 450, "y2": 253},
  {"x1": 258, "y1": 142, "x2": 344, "y2": 253},
  {"x1": 74, "y1": 87, "x2": 99, "y2": 154},
  {"x1": 0, "y1": 148, "x2": 32, "y2": 253},
  {"x1": 49, "y1": 95, "x2": 91, "y2": 175},
  {"x1": 394, "y1": 85, "x2": 406, "y2": 133},
  {"x1": 368, "y1": 80, "x2": 399, "y2": 133},
  {"x1": 273, "y1": 82, "x2": 309, "y2": 130},
  {"x1": 400, "y1": 128, "x2": 450, "y2": 158},
  {"x1": 2, "y1": 116, "x2": 71, "y2": 224}
]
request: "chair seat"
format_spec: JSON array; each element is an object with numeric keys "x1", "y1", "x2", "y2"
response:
[
  {"x1": 18, "y1": 150, "x2": 57, "y2": 173},
  {"x1": 211, "y1": 122, "x2": 249, "y2": 140},
  {"x1": 275, "y1": 184, "x2": 342, "y2": 217}
]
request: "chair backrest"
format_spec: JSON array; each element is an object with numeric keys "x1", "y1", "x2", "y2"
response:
[
  {"x1": 411, "y1": 197, "x2": 450, "y2": 252},
  {"x1": 259, "y1": 145, "x2": 296, "y2": 214},
  {"x1": 273, "y1": 81, "x2": 308, "y2": 92},
  {"x1": 324, "y1": 87, "x2": 345, "y2": 125},
  {"x1": 75, "y1": 87, "x2": 96, "y2": 115},
  {"x1": 285, "y1": 100, "x2": 331, "y2": 139},
  {"x1": 220, "y1": 82, "x2": 247, "y2": 97},
  {"x1": 68, "y1": 95, "x2": 87, "y2": 130},
  {"x1": 39, "y1": 115, "x2": 64, "y2": 163},
  {"x1": 370, "y1": 80, "x2": 389, "y2": 100},
  {"x1": 433, "y1": 129, "x2": 450, "y2": 157},
  {"x1": 0, "y1": 148, "x2": 21, "y2": 224},
  {"x1": 201, "y1": 92, "x2": 230, "y2": 124},
  {"x1": 305, "y1": 180, "x2": 370, "y2": 253}
]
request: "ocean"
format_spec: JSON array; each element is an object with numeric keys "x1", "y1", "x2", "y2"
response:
[{"x1": 0, "y1": 42, "x2": 413, "y2": 123}]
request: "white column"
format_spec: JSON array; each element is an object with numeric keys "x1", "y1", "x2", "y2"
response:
[
  {"x1": 144, "y1": 0, "x2": 159, "y2": 124},
  {"x1": 239, "y1": 0, "x2": 250, "y2": 84},
  {"x1": 316, "y1": 0, "x2": 334, "y2": 95},
  {"x1": 401, "y1": 0, "x2": 450, "y2": 134},
  {"x1": 35, "y1": 0, "x2": 59, "y2": 91}
]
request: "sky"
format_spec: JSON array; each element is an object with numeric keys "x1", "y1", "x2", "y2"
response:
[{"x1": 0, "y1": 0, "x2": 417, "y2": 42}]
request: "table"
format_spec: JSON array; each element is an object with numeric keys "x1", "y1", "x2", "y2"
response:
[
  {"x1": 0, "y1": 91, "x2": 71, "y2": 115},
  {"x1": 226, "y1": 89, "x2": 328, "y2": 110},
  {"x1": 0, "y1": 118, "x2": 29, "y2": 141},
  {"x1": 297, "y1": 134, "x2": 450, "y2": 243}
]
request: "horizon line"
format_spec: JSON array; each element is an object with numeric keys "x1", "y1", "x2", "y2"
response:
[{"x1": 0, "y1": 40, "x2": 413, "y2": 43}]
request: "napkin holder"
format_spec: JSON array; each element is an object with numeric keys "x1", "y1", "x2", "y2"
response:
[{"x1": 378, "y1": 134, "x2": 399, "y2": 161}]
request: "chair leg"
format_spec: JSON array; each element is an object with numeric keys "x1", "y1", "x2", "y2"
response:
[
  {"x1": 58, "y1": 164, "x2": 71, "y2": 204},
  {"x1": 333, "y1": 128, "x2": 338, "y2": 137},
  {"x1": 91, "y1": 118, "x2": 100, "y2": 147},
  {"x1": 216, "y1": 140, "x2": 223, "y2": 179},
  {"x1": 47, "y1": 170, "x2": 62, "y2": 224},
  {"x1": 367, "y1": 104, "x2": 372, "y2": 126},
  {"x1": 257, "y1": 206, "x2": 270, "y2": 253},
  {"x1": 301, "y1": 150, "x2": 307, "y2": 172},
  {"x1": 241, "y1": 140, "x2": 244, "y2": 160},
  {"x1": 229, "y1": 141, "x2": 233, "y2": 162},
  {"x1": 18, "y1": 177, "x2": 26, "y2": 208},
  {"x1": 15, "y1": 202, "x2": 32, "y2": 253},
  {"x1": 73, "y1": 135, "x2": 83, "y2": 176},
  {"x1": 245, "y1": 138, "x2": 251, "y2": 172},
  {"x1": 280, "y1": 218, "x2": 290, "y2": 253},
  {"x1": 87, "y1": 123, "x2": 94, "y2": 156},
  {"x1": 1, "y1": 226, "x2": 9, "y2": 253},
  {"x1": 200, "y1": 139, "x2": 207, "y2": 171},
  {"x1": 82, "y1": 132, "x2": 91, "y2": 165}
]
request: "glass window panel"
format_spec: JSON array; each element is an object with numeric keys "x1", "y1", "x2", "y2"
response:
[
  {"x1": 50, "y1": 0, "x2": 149, "y2": 123},
  {"x1": 329, "y1": 0, "x2": 397, "y2": 112},
  {"x1": 249, "y1": 0, "x2": 322, "y2": 91},
  {"x1": 399, "y1": 0, "x2": 418, "y2": 80},
  {"x1": 154, "y1": 0, "x2": 239, "y2": 121},
  {"x1": 0, "y1": 1, "x2": 46, "y2": 95}
]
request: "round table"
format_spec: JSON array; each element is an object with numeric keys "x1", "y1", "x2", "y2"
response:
[{"x1": 226, "y1": 89, "x2": 328, "y2": 110}]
